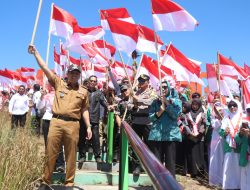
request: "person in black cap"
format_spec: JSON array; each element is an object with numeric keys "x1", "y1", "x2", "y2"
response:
[{"x1": 131, "y1": 74, "x2": 157, "y2": 175}]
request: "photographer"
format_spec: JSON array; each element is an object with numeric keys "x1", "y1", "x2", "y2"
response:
[{"x1": 148, "y1": 81, "x2": 182, "y2": 178}]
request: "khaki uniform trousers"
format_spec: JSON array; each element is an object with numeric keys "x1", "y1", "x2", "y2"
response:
[{"x1": 42, "y1": 117, "x2": 80, "y2": 186}]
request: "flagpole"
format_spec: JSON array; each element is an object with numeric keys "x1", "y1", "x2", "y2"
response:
[
  {"x1": 118, "y1": 50, "x2": 133, "y2": 90},
  {"x1": 80, "y1": 56, "x2": 83, "y2": 84},
  {"x1": 132, "y1": 53, "x2": 144, "y2": 90},
  {"x1": 30, "y1": 0, "x2": 43, "y2": 45},
  {"x1": 43, "y1": 3, "x2": 54, "y2": 89},
  {"x1": 217, "y1": 51, "x2": 222, "y2": 102}
]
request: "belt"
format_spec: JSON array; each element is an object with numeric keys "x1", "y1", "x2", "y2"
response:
[{"x1": 53, "y1": 114, "x2": 79, "y2": 122}]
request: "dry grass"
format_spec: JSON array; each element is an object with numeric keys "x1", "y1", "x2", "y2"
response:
[{"x1": 0, "y1": 112, "x2": 45, "y2": 190}]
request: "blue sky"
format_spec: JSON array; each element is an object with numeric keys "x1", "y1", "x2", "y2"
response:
[{"x1": 0, "y1": 0, "x2": 249, "y2": 73}]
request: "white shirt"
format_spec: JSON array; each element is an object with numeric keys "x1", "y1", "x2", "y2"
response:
[
  {"x1": 8, "y1": 93, "x2": 29, "y2": 115},
  {"x1": 31, "y1": 91, "x2": 42, "y2": 116},
  {"x1": 36, "y1": 92, "x2": 55, "y2": 120}
]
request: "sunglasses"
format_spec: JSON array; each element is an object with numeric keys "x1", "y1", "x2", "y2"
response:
[
  {"x1": 89, "y1": 80, "x2": 97, "y2": 83},
  {"x1": 228, "y1": 105, "x2": 237, "y2": 108},
  {"x1": 162, "y1": 86, "x2": 168, "y2": 89}
]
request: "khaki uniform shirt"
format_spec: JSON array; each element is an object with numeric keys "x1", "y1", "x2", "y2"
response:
[{"x1": 50, "y1": 76, "x2": 89, "y2": 120}]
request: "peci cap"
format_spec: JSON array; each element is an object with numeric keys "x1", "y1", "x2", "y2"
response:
[
  {"x1": 138, "y1": 74, "x2": 150, "y2": 83},
  {"x1": 67, "y1": 64, "x2": 81, "y2": 73}
]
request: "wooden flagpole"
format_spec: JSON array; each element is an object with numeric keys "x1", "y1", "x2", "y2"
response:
[
  {"x1": 30, "y1": 0, "x2": 43, "y2": 45},
  {"x1": 132, "y1": 53, "x2": 144, "y2": 90}
]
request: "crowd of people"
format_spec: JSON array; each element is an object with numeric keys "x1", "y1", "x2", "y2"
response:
[{"x1": 0, "y1": 45, "x2": 249, "y2": 190}]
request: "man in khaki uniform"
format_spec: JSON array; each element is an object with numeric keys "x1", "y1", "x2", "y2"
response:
[{"x1": 28, "y1": 45, "x2": 92, "y2": 188}]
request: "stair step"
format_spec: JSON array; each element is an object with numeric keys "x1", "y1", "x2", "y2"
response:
[
  {"x1": 49, "y1": 184, "x2": 153, "y2": 190},
  {"x1": 77, "y1": 152, "x2": 109, "y2": 162},
  {"x1": 77, "y1": 161, "x2": 119, "y2": 172},
  {"x1": 52, "y1": 170, "x2": 152, "y2": 186}
]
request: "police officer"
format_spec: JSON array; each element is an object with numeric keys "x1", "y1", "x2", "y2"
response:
[{"x1": 28, "y1": 45, "x2": 92, "y2": 188}]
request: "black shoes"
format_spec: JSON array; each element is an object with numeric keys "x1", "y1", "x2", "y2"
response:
[{"x1": 78, "y1": 157, "x2": 86, "y2": 170}]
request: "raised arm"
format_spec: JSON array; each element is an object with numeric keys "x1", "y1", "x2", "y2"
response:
[{"x1": 28, "y1": 45, "x2": 55, "y2": 82}]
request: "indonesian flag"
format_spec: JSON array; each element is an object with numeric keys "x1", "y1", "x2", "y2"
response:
[
  {"x1": 81, "y1": 43, "x2": 109, "y2": 66},
  {"x1": 0, "y1": 69, "x2": 13, "y2": 87},
  {"x1": 64, "y1": 25, "x2": 105, "y2": 48},
  {"x1": 60, "y1": 44, "x2": 68, "y2": 73},
  {"x1": 54, "y1": 47, "x2": 63, "y2": 77},
  {"x1": 92, "y1": 40, "x2": 116, "y2": 59},
  {"x1": 244, "y1": 64, "x2": 250, "y2": 75},
  {"x1": 50, "y1": 5, "x2": 78, "y2": 39},
  {"x1": 218, "y1": 53, "x2": 248, "y2": 79},
  {"x1": 136, "y1": 54, "x2": 165, "y2": 89},
  {"x1": 69, "y1": 55, "x2": 81, "y2": 67},
  {"x1": 5, "y1": 69, "x2": 27, "y2": 87},
  {"x1": 82, "y1": 64, "x2": 106, "y2": 82},
  {"x1": 151, "y1": 0, "x2": 198, "y2": 31},
  {"x1": 100, "y1": 8, "x2": 135, "y2": 30},
  {"x1": 17, "y1": 67, "x2": 35, "y2": 77},
  {"x1": 161, "y1": 44, "x2": 203, "y2": 85},
  {"x1": 136, "y1": 24, "x2": 163, "y2": 54},
  {"x1": 242, "y1": 78, "x2": 250, "y2": 109},
  {"x1": 111, "y1": 61, "x2": 133, "y2": 79},
  {"x1": 206, "y1": 64, "x2": 234, "y2": 99},
  {"x1": 107, "y1": 18, "x2": 138, "y2": 56}
]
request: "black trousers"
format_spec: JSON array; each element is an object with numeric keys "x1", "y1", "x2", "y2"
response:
[
  {"x1": 42, "y1": 119, "x2": 65, "y2": 168},
  {"x1": 11, "y1": 113, "x2": 27, "y2": 129},
  {"x1": 150, "y1": 141, "x2": 177, "y2": 178},
  {"x1": 131, "y1": 124, "x2": 152, "y2": 171}
]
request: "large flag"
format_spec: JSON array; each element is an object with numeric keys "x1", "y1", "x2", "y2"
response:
[
  {"x1": 50, "y1": 5, "x2": 78, "y2": 39},
  {"x1": 218, "y1": 53, "x2": 248, "y2": 79},
  {"x1": 136, "y1": 24, "x2": 163, "y2": 54},
  {"x1": 206, "y1": 64, "x2": 234, "y2": 99},
  {"x1": 161, "y1": 44, "x2": 203, "y2": 85},
  {"x1": 107, "y1": 18, "x2": 138, "y2": 56},
  {"x1": 151, "y1": 0, "x2": 198, "y2": 31},
  {"x1": 100, "y1": 8, "x2": 135, "y2": 30},
  {"x1": 0, "y1": 69, "x2": 13, "y2": 87},
  {"x1": 64, "y1": 25, "x2": 105, "y2": 48}
]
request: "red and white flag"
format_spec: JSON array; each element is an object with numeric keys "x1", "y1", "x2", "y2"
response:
[
  {"x1": 151, "y1": 0, "x2": 198, "y2": 31},
  {"x1": 17, "y1": 67, "x2": 35, "y2": 77},
  {"x1": 54, "y1": 47, "x2": 63, "y2": 77},
  {"x1": 111, "y1": 61, "x2": 133, "y2": 79},
  {"x1": 218, "y1": 53, "x2": 248, "y2": 79},
  {"x1": 50, "y1": 5, "x2": 78, "y2": 39},
  {"x1": 100, "y1": 8, "x2": 135, "y2": 30},
  {"x1": 244, "y1": 64, "x2": 250, "y2": 75},
  {"x1": 136, "y1": 24, "x2": 163, "y2": 54},
  {"x1": 107, "y1": 18, "x2": 138, "y2": 56},
  {"x1": 0, "y1": 69, "x2": 13, "y2": 87},
  {"x1": 161, "y1": 44, "x2": 203, "y2": 85},
  {"x1": 242, "y1": 78, "x2": 250, "y2": 108},
  {"x1": 92, "y1": 40, "x2": 116, "y2": 59},
  {"x1": 64, "y1": 25, "x2": 105, "y2": 48},
  {"x1": 206, "y1": 64, "x2": 234, "y2": 99}
]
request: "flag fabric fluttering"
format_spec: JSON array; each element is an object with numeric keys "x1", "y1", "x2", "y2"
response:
[
  {"x1": 218, "y1": 53, "x2": 248, "y2": 79},
  {"x1": 54, "y1": 47, "x2": 64, "y2": 77},
  {"x1": 64, "y1": 25, "x2": 105, "y2": 48},
  {"x1": 50, "y1": 4, "x2": 78, "y2": 39},
  {"x1": 161, "y1": 44, "x2": 203, "y2": 85},
  {"x1": 242, "y1": 78, "x2": 250, "y2": 108},
  {"x1": 107, "y1": 18, "x2": 138, "y2": 56},
  {"x1": 244, "y1": 63, "x2": 250, "y2": 75},
  {"x1": 100, "y1": 7, "x2": 135, "y2": 30},
  {"x1": 111, "y1": 61, "x2": 133, "y2": 79},
  {"x1": 92, "y1": 40, "x2": 116, "y2": 59},
  {"x1": 136, "y1": 24, "x2": 163, "y2": 54},
  {"x1": 206, "y1": 64, "x2": 234, "y2": 99},
  {"x1": 151, "y1": 0, "x2": 198, "y2": 31}
]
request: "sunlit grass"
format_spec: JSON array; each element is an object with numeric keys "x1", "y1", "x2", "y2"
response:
[{"x1": 0, "y1": 112, "x2": 44, "y2": 190}]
